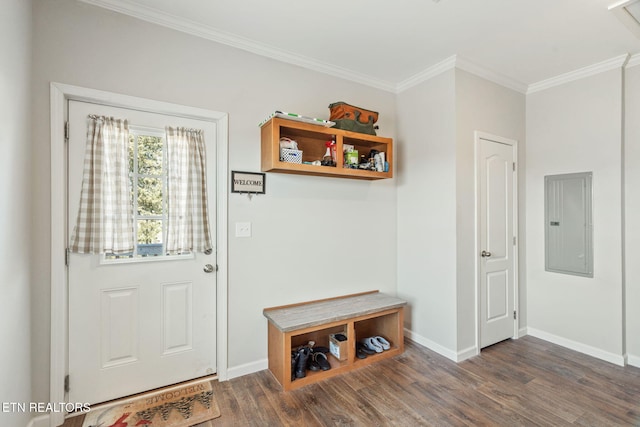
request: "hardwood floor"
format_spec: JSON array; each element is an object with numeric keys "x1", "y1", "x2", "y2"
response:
[{"x1": 64, "y1": 336, "x2": 640, "y2": 426}]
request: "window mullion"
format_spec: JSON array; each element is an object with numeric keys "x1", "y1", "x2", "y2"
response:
[
  {"x1": 162, "y1": 134, "x2": 168, "y2": 256},
  {"x1": 132, "y1": 132, "x2": 139, "y2": 258}
]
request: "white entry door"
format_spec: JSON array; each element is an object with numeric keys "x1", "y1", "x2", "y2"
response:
[
  {"x1": 478, "y1": 135, "x2": 516, "y2": 348},
  {"x1": 67, "y1": 100, "x2": 217, "y2": 405}
]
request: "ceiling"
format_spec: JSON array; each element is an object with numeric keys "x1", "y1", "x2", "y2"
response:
[{"x1": 81, "y1": 0, "x2": 640, "y2": 93}]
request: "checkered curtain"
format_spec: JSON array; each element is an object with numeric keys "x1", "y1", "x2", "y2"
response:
[
  {"x1": 70, "y1": 115, "x2": 134, "y2": 254},
  {"x1": 165, "y1": 127, "x2": 213, "y2": 254}
]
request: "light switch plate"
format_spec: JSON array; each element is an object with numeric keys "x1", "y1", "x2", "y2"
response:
[{"x1": 235, "y1": 222, "x2": 251, "y2": 237}]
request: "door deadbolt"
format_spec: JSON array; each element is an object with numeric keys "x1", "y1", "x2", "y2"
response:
[
  {"x1": 481, "y1": 250, "x2": 492, "y2": 258},
  {"x1": 203, "y1": 264, "x2": 217, "y2": 273}
]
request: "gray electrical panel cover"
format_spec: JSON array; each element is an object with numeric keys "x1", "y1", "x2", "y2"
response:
[{"x1": 544, "y1": 172, "x2": 593, "y2": 277}]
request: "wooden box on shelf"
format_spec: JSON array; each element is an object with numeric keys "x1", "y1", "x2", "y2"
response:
[{"x1": 260, "y1": 117, "x2": 393, "y2": 180}]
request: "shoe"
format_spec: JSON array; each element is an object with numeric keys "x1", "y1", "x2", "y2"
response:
[
  {"x1": 291, "y1": 351, "x2": 299, "y2": 381},
  {"x1": 362, "y1": 337, "x2": 383, "y2": 353},
  {"x1": 313, "y1": 352, "x2": 331, "y2": 371},
  {"x1": 308, "y1": 350, "x2": 321, "y2": 371},
  {"x1": 355, "y1": 343, "x2": 369, "y2": 359},
  {"x1": 295, "y1": 347, "x2": 311, "y2": 378},
  {"x1": 356, "y1": 341, "x2": 375, "y2": 355},
  {"x1": 374, "y1": 336, "x2": 391, "y2": 351}
]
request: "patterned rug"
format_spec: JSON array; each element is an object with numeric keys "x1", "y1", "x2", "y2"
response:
[{"x1": 82, "y1": 379, "x2": 220, "y2": 427}]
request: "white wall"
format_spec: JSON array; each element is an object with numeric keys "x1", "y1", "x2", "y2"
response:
[
  {"x1": 526, "y1": 69, "x2": 625, "y2": 363},
  {"x1": 31, "y1": 0, "x2": 397, "y2": 401},
  {"x1": 396, "y1": 70, "x2": 458, "y2": 354},
  {"x1": 625, "y1": 62, "x2": 640, "y2": 366},
  {"x1": 0, "y1": 1, "x2": 33, "y2": 426},
  {"x1": 454, "y1": 69, "x2": 526, "y2": 352}
]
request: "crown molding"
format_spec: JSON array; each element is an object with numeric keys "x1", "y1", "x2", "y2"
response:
[
  {"x1": 627, "y1": 53, "x2": 640, "y2": 68},
  {"x1": 527, "y1": 53, "x2": 630, "y2": 94},
  {"x1": 78, "y1": 0, "x2": 397, "y2": 92},
  {"x1": 78, "y1": 0, "x2": 635, "y2": 96},
  {"x1": 454, "y1": 57, "x2": 528, "y2": 94},
  {"x1": 396, "y1": 55, "x2": 528, "y2": 94},
  {"x1": 609, "y1": 0, "x2": 640, "y2": 40},
  {"x1": 395, "y1": 56, "x2": 457, "y2": 93}
]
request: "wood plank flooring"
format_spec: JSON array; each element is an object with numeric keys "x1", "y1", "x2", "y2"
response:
[{"x1": 63, "y1": 336, "x2": 640, "y2": 426}]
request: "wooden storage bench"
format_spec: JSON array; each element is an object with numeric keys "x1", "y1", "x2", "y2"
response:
[{"x1": 263, "y1": 291, "x2": 407, "y2": 391}]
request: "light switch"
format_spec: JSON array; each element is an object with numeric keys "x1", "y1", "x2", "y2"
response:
[{"x1": 235, "y1": 222, "x2": 251, "y2": 237}]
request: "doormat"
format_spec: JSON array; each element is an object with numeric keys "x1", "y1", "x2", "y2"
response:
[{"x1": 82, "y1": 379, "x2": 220, "y2": 427}]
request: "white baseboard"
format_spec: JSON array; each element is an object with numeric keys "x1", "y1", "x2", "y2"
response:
[
  {"x1": 226, "y1": 358, "x2": 268, "y2": 380},
  {"x1": 518, "y1": 327, "x2": 528, "y2": 338},
  {"x1": 456, "y1": 345, "x2": 479, "y2": 362},
  {"x1": 404, "y1": 328, "x2": 477, "y2": 362},
  {"x1": 527, "y1": 327, "x2": 625, "y2": 366},
  {"x1": 26, "y1": 414, "x2": 49, "y2": 427},
  {"x1": 627, "y1": 354, "x2": 640, "y2": 368}
]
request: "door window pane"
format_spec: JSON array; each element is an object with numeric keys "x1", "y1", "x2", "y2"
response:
[
  {"x1": 137, "y1": 135, "x2": 163, "y2": 175},
  {"x1": 137, "y1": 177, "x2": 163, "y2": 215}
]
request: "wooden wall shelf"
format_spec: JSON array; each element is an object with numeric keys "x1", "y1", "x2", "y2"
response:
[{"x1": 260, "y1": 117, "x2": 393, "y2": 180}]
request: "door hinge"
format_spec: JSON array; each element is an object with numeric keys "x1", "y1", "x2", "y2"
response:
[
  {"x1": 64, "y1": 121, "x2": 69, "y2": 142},
  {"x1": 65, "y1": 248, "x2": 70, "y2": 267},
  {"x1": 513, "y1": 236, "x2": 516, "y2": 246},
  {"x1": 513, "y1": 162, "x2": 516, "y2": 172},
  {"x1": 513, "y1": 310, "x2": 517, "y2": 320},
  {"x1": 64, "y1": 375, "x2": 70, "y2": 393}
]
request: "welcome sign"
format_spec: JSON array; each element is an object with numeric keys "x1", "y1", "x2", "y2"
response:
[{"x1": 231, "y1": 171, "x2": 265, "y2": 194}]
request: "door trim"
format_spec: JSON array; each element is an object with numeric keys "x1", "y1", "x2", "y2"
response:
[
  {"x1": 474, "y1": 131, "x2": 519, "y2": 353},
  {"x1": 50, "y1": 82, "x2": 229, "y2": 426}
]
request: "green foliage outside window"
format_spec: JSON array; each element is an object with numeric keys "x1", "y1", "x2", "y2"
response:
[{"x1": 130, "y1": 134, "x2": 165, "y2": 245}]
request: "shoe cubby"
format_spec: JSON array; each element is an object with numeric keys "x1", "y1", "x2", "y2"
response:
[
  {"x1": 264, "y1": 291, "x2": 406, "y2": 391},
  {"x1": 353, "y1": 310, "x2": 402, "y2": 365}
]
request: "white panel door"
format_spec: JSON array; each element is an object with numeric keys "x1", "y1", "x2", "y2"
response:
[
  {"x1": 479, "y1": 137, "x2": 516, "y2": 348},
  {"x1": 68, "y1": 100, "x2": 217, "y2": 405}
]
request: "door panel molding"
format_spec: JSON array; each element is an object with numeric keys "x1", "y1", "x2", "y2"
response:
[
  {"x1": 101, "y1": 287, "x2": 139, "y2": 367},
  {"x1": 50, "y1": 82, "x2": 228, "y2": 425}
]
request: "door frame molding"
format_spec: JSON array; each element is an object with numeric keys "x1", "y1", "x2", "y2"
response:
[
  {"x1": 474, "y1": 131, "x2": 519, "y2": 354},
  {"x1": 50, "y1": 82, "x2": 229, "y2": 426}
]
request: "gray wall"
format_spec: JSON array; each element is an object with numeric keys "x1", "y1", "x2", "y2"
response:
[
  {"x1": 0, "y1": 1, "x2": 33, "y2": 426},
  {"x1": 396, "y1": 69, "x2": 526, "y2": 359},
  {"x1": 625, "y1": 62, "x2": 640, "y2": 364},
  {"x1": 31, "y1": 0, "x2": 397, "y2": 402},
  {"x1": 396, "y1": 70, "x2": 458, "y2": 354},
  {"x1": 526, "y1": 68, "x2": 625, "y2": 361}
]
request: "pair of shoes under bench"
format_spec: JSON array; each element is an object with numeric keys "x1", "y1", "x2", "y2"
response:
[{"x1": 361, "y1": 336, "x2": 390, "y2": 353}]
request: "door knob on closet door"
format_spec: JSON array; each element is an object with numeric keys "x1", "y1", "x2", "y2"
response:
[{"x1": 481, "y1": 250, "x2": 492, "y2": 258}]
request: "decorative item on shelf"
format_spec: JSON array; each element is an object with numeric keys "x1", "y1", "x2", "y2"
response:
[
  {"x1": 329, "y1": 102, "x2": 379, "y2": 135},
  {"x1": 259, "y1": 111, "x2": 335, "y2": 128},
  {"x1": 279, "y1": 137, "x2": 303, "y2": 164},
  {"x1": 281, "y1": 148, "x2": 303, "y2": 164},
  {"x1": 321, "y1": 140, "x2": 336, "y2": 167},
  {"x1": 354, "y1": 149, "x2": 384, "y2": 171},
  {"x1": 329, "y1": 333, "x2": 348, "y2": 361}
]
